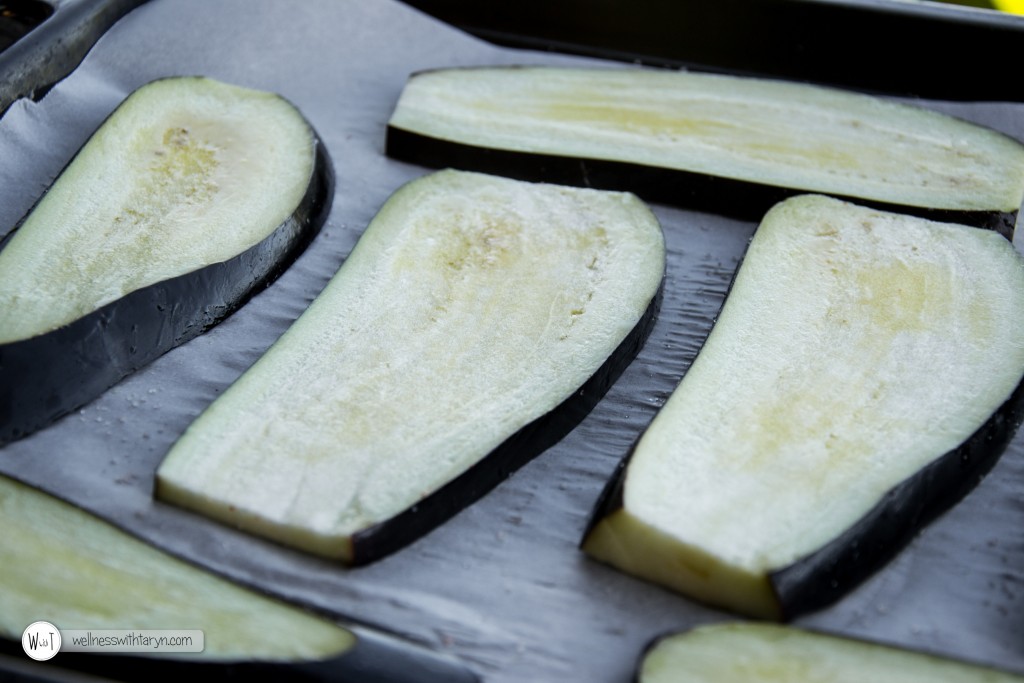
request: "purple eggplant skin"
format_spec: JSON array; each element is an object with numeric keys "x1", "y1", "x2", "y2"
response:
[
  {"x1": 767, "y1": 374, "x2": 1024, "y2": 619},
  {"x1": 581, "y1": 298, "x2": 1024, "y2": 622},
  {"x1": 0, "y1": 625, "x2": 480, "y2": 683},
  {"x1": 344, "y1": 278, "x2": 662, "y2": 567},
  {"x1": 0, "y1": 130, "x2": 333, "y2": 448},
  {"x1": 385, "y1": 126, "x2": 1017, "y2": 238}
]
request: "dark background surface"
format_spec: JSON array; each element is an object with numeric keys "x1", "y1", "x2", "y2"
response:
[
  {"x1": 401, "y1": 0, "x2": 1024, "y2": 101},
  {"x1": 0, "y1": 1, "x2": 1021, "y2": 681}
]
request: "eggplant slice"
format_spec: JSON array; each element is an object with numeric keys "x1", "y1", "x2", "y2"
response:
[
  {"x1": 156, "y1": 169, "x2": 665, "y2": 565},
  {"x1": 582, "y1": 194, "x2": 1024, "y2": 620},
  {"x1": 0, "y1": 475, "x2": 478, "y2": 683},
  {"x1": 639, "y1": 623, "x2": 1024, "y2": 682},
  {"x1": 387, "y1": 66, "x2": 1024, "y2": 230},
  {"x1": 0, "y1": 76, "x2": 332, "y2": 446}
]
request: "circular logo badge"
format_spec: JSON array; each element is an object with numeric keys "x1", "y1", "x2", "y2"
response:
[{"x1": 22, "y1": 621, "x2": 60, "y2": 661}]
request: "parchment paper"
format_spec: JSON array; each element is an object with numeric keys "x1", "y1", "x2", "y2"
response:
[{"x1": 1, "y1": 1, "x2": 1022, "y2": 681}]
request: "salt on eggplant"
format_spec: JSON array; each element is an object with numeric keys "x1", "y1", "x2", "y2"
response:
[
  {"x1": 0, "y1": 475, "x2": 479, "y2": 683},
  {"x1": 155, "y1": 169, "x2": 665, "y2": 565},
  {"x1": 0, "y1": 76, "x2": 333, "y2": 446},
  {"x1": 582, "y1": 194, "x2": 1024, "y2": 620},
  {"x1": 638, "y1": 623, "x2": 1024, "y2": 682},
  {"x1": 386, "y1": 66, "x2": 1024, "y2": 231}
]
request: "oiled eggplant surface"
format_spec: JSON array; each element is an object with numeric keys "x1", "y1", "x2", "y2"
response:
[
  {"x1": 388, "y1": 66, "x2": 1024, "y2": 228},
  {"x1": 583, "y1": 194, "x2": 1024, "y2": 620},
  {"x1": 156, "y1": 169, "x2": 665, "y2": 565},
  {"x1": 639, "y1": 623, "x2": 1024, "y2": 682},
  {"x1": 0, "y1": 76, "x2": 332, "y2": 445},
  {"x1": 0, "y1": 474, "x2": 478, "y2": 683}
]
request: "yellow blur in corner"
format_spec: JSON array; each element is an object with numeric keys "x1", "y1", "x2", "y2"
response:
[
  {"x1": 994, "y1": 0, "x2": 1024, "y2": 12},
  {"x1": 936, "y1": 0, "x2": 1024, "y2": 12}
]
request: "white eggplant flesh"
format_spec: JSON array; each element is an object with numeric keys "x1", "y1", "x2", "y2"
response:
[
  {"x1": 640, "y1": 623, "x2": 1024, "y2": 683},
  {"x1": 582, "y1": 194, "x2": 1024, "y2": 620},
  {"x1": 0, "y1": 475, "x2": 481, "y2": 682},
  {"x1": 0, "y1": 76, "x2": 331, "y2": 446},
  {"x1": 0, "y1": 475, "x2": 353, "y2": 662},
  {"x1": 156, "y1": 169, "x2": 665, "y2": 564},
  {"x1": 0, "y1": 76, "x2": 318, "y2": 344},
  {"x1": 387, "y1": 66, "x2": 1024, "y2": 222}
]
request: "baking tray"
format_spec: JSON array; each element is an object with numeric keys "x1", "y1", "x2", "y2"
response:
[
  {"x1": 0, "y1": 1, "x2": 53, "y2": 53},
  {"x1": 402, "y1": 0, "x2": 1024, "y2": 101},
  {"x1": 0, "y1": 0, "x2": 146, "y2": 114},
  {"x1": 0, "y1": 1, "x2": 1021, "y2": 682}
]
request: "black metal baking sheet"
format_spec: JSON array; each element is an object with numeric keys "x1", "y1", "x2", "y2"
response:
[
  {"x1": 401, "y1": 0, "x2": 1024, "y2": 101},
  {"x1": 0, "y1": 1, "x2": 53, "y2": 53},
  {"x1": 0, "y1": 0, "x2": 146, "y2": 114},
  {"x1": 0, "y1": 1, "x2": 1022, "y2": 682}
]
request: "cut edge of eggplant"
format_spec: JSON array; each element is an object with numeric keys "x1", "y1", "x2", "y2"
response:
[
  {"x1": 0, "y1": 78, "x2": 334, "y2": 447},
  {"x1": 155, "y1": 169, "x2": 667, "y2": 566},
  {"x1": 581, "y1": 195, "x2": 1024, "y2": 620},
  {"x1": 768, "y1": 371, "x2": 1024, "y2": 618},
  {"x1": 155, "y1": 257, "x2": 667, "y2": 569},
  {"x1": 387, "y1": 125, "x2": 1019, "y2": 236},
  {"x1": 637, "y1": 622, "x2": 1024, "y2": 682},
  {"x1": 0, "y1": 473, "x2": 479, "y2": 683},
  {"x1": 345, "y1": 279, "x2": 663, "y2": 566},
  {"x1": 583, "y1": 366, "x2": 1024, "y2": 621},
  {"x1": 386, "y1": 66, "x2": 1024, "y2": 231}
]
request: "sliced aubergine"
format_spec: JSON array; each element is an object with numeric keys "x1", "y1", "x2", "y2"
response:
[
  {"x1": 386, "y1": 66, "x2": 1024, "y2": 230},
  {"x1": 0, "y1": 76, "x2": 332, "y2": 446},
  {"x1": 581, "y1": 194, "x2": 1024, "y2": 620},
  {"x1": 156, "y1": 169, "x2": 665, "y2": 565},
  {"x1": 0, "y1": 475, "x2": 479, "y2": 683},
  {"x1": 639, "y1": 623, "x2": 1024, "y2": 683}
]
